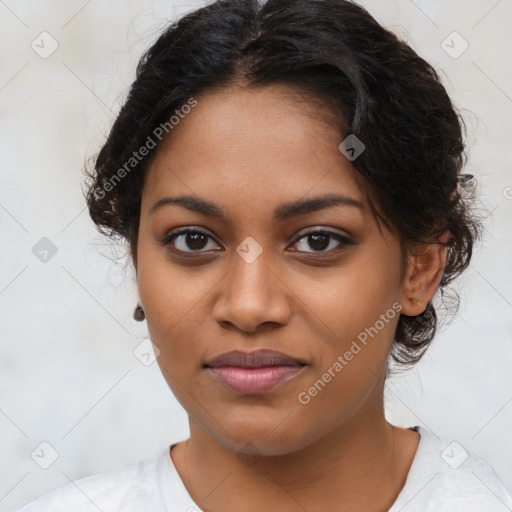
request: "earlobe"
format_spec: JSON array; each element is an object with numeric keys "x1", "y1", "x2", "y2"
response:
[{"x1": 399, "y1": 235, "x2": 449, "y2": 317}]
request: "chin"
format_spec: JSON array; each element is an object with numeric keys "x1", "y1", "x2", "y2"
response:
[{"x1": 207, "y1": 415, "x2": 317, "y2": 457}]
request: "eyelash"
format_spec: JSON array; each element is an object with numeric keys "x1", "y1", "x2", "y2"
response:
[{"x1": 160, "y1": 226, "x2": 354, "y2": 257}]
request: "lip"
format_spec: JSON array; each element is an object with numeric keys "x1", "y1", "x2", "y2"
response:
[
  {"x1": 205, "y1": 349, "x2": 306, "y2": 368},
  {"x1": 204, "y1": 349, "x2": 307, "y2": 394}
]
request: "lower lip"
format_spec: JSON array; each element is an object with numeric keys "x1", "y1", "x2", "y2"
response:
[{"x1": 207, "y1": 365, "x2": 306, "y2": 394}]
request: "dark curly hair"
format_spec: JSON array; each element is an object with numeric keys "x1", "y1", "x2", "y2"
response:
[{"x1": 83, "y1": 0, "x2": 482, "y2": 366}]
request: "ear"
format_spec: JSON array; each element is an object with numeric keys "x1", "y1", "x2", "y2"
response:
[{"x1": 399, "y1": 232, "x2": 450, "y2": 317}]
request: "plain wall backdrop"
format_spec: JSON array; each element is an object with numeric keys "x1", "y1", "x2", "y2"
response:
[{"x1": 1, "y1": 0, "x2": 511, "y2": 510}]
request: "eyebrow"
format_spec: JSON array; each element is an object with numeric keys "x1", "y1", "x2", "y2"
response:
[{"x1": 149, "y1": 193, "x2": 364, "y2": 221}]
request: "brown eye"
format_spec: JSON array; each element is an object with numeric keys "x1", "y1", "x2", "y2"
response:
[
  {"x1": 290, "y1": 229, "x2": 354, "y2": 254},
  {"x1": 162, "y1": 228, "x2": 220, "y2": 254}
]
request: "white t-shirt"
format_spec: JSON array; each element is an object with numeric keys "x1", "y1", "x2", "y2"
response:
[{"x1": 15, "y1": 426, "x2": 512, "y2": 511}]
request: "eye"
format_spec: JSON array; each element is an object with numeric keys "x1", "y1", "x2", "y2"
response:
[
  {"x1": 161, "y1": 226, "x2": 354, "y2": 257},
  {"x1": 289, "y1": 228, "x2": 354, "y2": 254},
  {"x1": 161, "y1": 227, "x2": 221, "y2": 254}
]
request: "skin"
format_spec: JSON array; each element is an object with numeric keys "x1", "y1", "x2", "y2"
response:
[{"x1": 134, "y1": 84, "x2": 447, "y2": 512}]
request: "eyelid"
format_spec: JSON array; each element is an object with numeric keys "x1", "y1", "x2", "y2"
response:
[{"x1": 290, "y1": 226, "x2": 352, "y2": 242}]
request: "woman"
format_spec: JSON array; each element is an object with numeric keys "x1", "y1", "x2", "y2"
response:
[{"x1": 16, "y1": 0, "x2": 512, "y2": 510}]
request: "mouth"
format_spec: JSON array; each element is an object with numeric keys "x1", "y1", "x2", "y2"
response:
[{"x1": 204, "y1": 349, "x2": 307, "y2": 394}]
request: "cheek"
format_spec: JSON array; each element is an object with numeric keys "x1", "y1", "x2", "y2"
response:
[
  {"x1": 137, "y1": 235, "x2": 205, "y2": 328},
  {"x1": 293, "y1": 280, "x2": 399, "y2": 433},
  {"x1": 136, "y1": 240, "x2": 219, "y2": 380},
  {"x1": 291, "y1": 248, "x2": 402, "y2": 403},
  {"x1": 294, "y1": 248, "x2": 401, "y2": 343}
]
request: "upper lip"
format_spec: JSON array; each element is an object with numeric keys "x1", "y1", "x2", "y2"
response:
[{"x1": 204, "y1": 349, "x2": 306, "y2": 369}]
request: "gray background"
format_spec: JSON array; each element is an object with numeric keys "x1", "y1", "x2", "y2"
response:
[{"x1": 1, "y1": 0, "x2": 511, "y2": 510}]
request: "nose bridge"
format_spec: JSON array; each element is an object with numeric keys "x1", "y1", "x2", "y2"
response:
[
  {"x1": 232, "y1": 246, "x2": 271, "y2": 296},
  {"x1": 213, "y1": 241, "x2": 291, "y2": 331}
]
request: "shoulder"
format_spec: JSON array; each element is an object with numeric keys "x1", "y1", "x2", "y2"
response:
[
  {"x1": 390, "y1": 426, "x2": 512, "y2": 512},
  {"x1": 14, "y1": 447, "x2": 169, "y2": 512}
]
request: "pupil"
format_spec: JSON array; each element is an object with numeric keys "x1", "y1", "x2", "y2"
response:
[
  {"x1": 309, "y1": 234, "x2": 329, "y2": 251},
  {"x1": 187, "y1": 232, "x2": 207, "y2": 250}
]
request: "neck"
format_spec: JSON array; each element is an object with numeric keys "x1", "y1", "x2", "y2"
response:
[{"x1": 171, "y1": 390, "x2": 418, "y2": 512}]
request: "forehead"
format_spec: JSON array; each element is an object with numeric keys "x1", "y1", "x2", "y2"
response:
[{"x1": 141, "y1": 85, "x2": 366, "y2": 219}]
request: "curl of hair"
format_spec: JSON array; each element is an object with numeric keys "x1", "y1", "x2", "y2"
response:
[{"x1": 83, "y1": 0, "x2": 483, "y2": 367}]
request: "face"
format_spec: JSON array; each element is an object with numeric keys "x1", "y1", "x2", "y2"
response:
[{"x1": 136, "y1": 85, "x2": 409, "y2": 456}]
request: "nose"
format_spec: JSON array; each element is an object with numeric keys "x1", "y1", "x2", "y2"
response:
[{"x1": 212, "y1": 248, "x2": 292, "y2": 333}]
